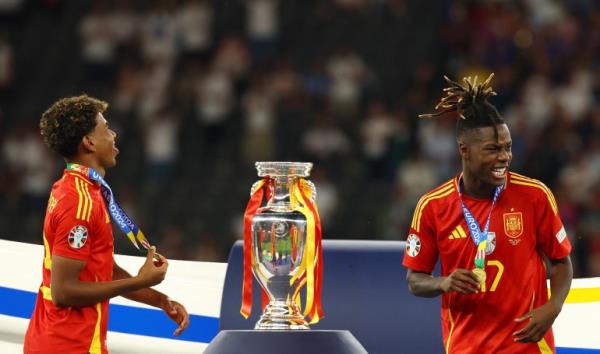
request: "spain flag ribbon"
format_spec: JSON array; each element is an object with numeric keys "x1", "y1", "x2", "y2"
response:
[
  {"x1": 240, "y1": 178, "x2": 269, "y2": 318},
  {"x1": 295, "y1": 178, "x2": 324, "y2": 323}
]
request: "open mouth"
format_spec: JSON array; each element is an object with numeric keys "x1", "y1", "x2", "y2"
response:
[{"x1": 492, "y1": 167, "x2": 507, "y2": 179}]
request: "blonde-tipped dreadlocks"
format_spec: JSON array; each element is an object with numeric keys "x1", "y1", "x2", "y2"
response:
[
  {"x1": 420, "y1": 73, "x2": 504, "y2": 138},
  {"x1": 420, "y1": 74, "x2": 497, "y2": 119}
]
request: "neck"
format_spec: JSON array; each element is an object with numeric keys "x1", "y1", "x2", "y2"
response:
[
  {"x1": 460, "y1": 171, "x2": 497, "y2": 199},
  {"x1": 68, "y1": 157, "x2": 106, "y2": 177}
]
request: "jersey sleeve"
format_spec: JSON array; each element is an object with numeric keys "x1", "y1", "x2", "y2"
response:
[
  {"x1": 402, "y1": 200, "x2": 438, "y2": 273},
  {"x1": 535, "y1": 185, "x2": 571, "y2": 260},
  {"x1": 51, "y1": 190, "x2": 93, "y2": 262}
]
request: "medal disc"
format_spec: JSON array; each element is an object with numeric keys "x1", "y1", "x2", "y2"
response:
[{"x1": 473, "y1": 268, "x2": 486, "y2": 284}]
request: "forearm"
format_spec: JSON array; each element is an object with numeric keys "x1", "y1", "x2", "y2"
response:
[
  {"x1": 407, "y1": 271, "x2": 445, "y2": 298},
  {"x1": 52, "y1": 276, "x2": 146, "y2": 307},
  {"x1": 113, "y1": 264, "x2": 166, "y2": 307},
  {"x1": 548, "y1": 256, "x2": 573, "y2": 312}
]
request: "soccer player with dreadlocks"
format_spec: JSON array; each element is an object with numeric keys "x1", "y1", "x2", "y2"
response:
[{"x1": 402, "y1": 75, "x2": 573, "y2": 353}]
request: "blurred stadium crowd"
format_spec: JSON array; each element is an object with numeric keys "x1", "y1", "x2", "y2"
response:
[{"x1": 0, "y1": 0, "x2": 598, "y2": 276}]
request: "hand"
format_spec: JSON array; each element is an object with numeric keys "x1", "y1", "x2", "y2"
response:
[
  {"x1": 513, "y1": 302, "x2": 560, "y2": 343},
  {"x1": 439, "y1": 268, "x2": 480, "y2": 294},
  {"x1": 137, "y1": 246, "x2": 168, "y2": 287},
  {"x1": 160, "y1": 296, "x2": 190, "y2": 336}
]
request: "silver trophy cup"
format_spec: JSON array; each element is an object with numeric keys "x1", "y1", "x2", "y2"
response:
[{"x1": 251, "y1": 161, "x2": 316, "y2": 330}]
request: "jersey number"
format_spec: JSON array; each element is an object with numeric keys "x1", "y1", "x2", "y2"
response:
[{"x1": 480, "y1": 260, "x2": 504, "y2": 292}]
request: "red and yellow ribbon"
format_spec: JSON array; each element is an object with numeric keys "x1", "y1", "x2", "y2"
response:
[
  {"x1": 294, "y1": 178, "x2": 323, "y2": 323},
  {"x1": 240, "y1": 178, "x2": 268, "y2": 319}
]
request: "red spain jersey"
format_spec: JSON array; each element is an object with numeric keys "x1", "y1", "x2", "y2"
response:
[
  {"x1": 402, "y1": 172, "x2": 571, "y2": 354},
  {"x1": 24, "y1": 168, "x2": 114, "y2": 354}
]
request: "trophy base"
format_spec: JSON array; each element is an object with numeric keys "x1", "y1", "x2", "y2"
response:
[
  {"x1": 254, "y1": 302, "x2": 309, "y2": 330},
  {"x1": 204, "y1": 330, "x2": 368, "y2": 354}
]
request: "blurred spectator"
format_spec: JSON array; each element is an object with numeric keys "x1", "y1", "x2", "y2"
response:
[
  {"x1": 79, "y1": 2, "x2": 118, "y2": 82},
  {"x1": 418, "y1": 118, "x2": 457, "y2": 180},
  {"x1": 302, "y1": 112, "x2": 351, "y2": 163},
  {"x1": 244, "y1": 0, "x2": 279, "y2": 63},
  {"x1": 326, "y1": 47, "x2": 368, "y2": 119},
  {"x1": 143, "y1": 106, "x2": 180, "y2": 188},
  {"x1": 395, "y1": 150, "x2": 437, "y2": 204},
  {"x1": 240, "y1": 72, "x2": 275, "y2": 163},
  {"x1": 360, "y1": 99, "x2": 398, "y2": 180},
  {"x1": 175, "y1": 0, "x2": 213, "y2": 61},
  {"x1": 212, "y1": 35, "x2": 250, "y2": 82},
  {"x1": 140, "y1": 1, "x2": 177, "y2": 64},
  {"x1": 195, "y1": 64, "x2": 234, "y2": 144}
]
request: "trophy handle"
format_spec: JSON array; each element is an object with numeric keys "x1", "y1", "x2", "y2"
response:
[
  {"x1": 305, "y1": 180, "x2": 317, "y2": 202},
  {"x1": 250, "y1": 180, "x2": 265, "y2": 196}
]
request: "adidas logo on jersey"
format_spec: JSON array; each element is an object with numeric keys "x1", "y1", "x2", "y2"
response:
[{"x1": 448, "y1": 225, "x2": 468, "y2": 239}]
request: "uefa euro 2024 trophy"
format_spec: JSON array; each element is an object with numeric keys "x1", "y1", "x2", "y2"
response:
[{"x1": 240, "y1": 162, "x2": 323, "y2": 330}]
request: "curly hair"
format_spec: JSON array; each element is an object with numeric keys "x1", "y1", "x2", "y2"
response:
[
  {"x1": 419, "y1": 74, "x2": 504, "y2": 139},
  {"x1": 40, "y1": 95, "x2": 108, "y2": 158}
]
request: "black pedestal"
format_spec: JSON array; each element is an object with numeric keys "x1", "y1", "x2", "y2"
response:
[{"x1": 203, "y1": 330, "x2": 368, "y2": 354}]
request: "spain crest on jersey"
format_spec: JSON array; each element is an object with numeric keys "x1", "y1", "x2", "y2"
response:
[{"x1": 503, "y1": 212, "x2": 523, "y2": 238}]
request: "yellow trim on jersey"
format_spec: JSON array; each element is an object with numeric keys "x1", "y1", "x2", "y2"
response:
[
  {"x1": 79, "y1": 179, "x2": 89, "y2": 221},
  {"x1": 411, "y1": 181, "x2": 454, "y2": 229},
  {"x1": 415, "y1": 188, "x2": 455, "y2": 232},
  {"x1": 445, "y1": 308, "x2": 455, "y2": 354},
  {"x1": 42, "y1": 233, "x2": 52, "y2": 270},
  {"x1": 40, "y1": 285, "x2": 52, "y2": 301},
  {"x1": 75, "y1": 177, "x2": 84, "y2": 219},
  {"x1": 537, "y1": 338, "x2": 553, "y2": 354},
  {"x1": 509, "y1": 174, "x2": 558, "y2": 215},
  {"x1": 83, "y1": 181, "x2": 93, "y2": 221},
  {"x1": 88, "y1": 303, "x2": 102, "y2": 354},
  {"x1": 75, "y1": 177, "x2": 93, "y2": 222},
  {"x1": 411, "y1": 181, "x2": 455, "y2": 231}
]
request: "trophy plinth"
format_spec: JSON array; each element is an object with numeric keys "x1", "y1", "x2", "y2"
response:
[{"x1": 203, "y1": 330, "x2": 368, "y2": 354}]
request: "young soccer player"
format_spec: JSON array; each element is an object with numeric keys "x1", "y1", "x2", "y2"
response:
[
  {"x1": 403, "y1": 75, "x2": 573, "y2": 353},
  {"x1": 24, "y1": 95, "x2": 189, "y2": 354}
]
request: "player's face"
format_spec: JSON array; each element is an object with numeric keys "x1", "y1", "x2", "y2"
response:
[
  {"x1": 87, "y1": 113, "x2": 119, "y2": 168},
  {"x1": 463, "y1": 124, "x2": 512, "y2": 188}
]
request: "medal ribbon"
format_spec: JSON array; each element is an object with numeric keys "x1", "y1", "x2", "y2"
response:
[
  {"x1": 66, "y1": 163, "x2": 150, "y2": 251},
  {"x1": 457, "y1": 175, "x2": 502, "y2": 269}
]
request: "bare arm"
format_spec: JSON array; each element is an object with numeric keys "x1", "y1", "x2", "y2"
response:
[
  {"x1": 514, "y1": 256, "x2": 573, "y2": 343},
  {"x1": 50, "y1": 247, "x2": 167, "y2": 308},
  {"x1": 113, "y1": 263, "x2": 166, "y2": 307},
  {"x1": 113, "y1": 261, "x2": 190, "y2": 336},
  {"x1": 547, "y1": 256, "x2": 573, "y2": 313},
  {"x1": 407, "y1": 268, "x2": 480, "y2": 298}
]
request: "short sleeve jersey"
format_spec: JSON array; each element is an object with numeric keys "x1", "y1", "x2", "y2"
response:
[
  {"x1": 402, "y1": 172, "x2": 571, "y2": 354},
  {"x1": 24, "y1": 169, "x2": 114, "y2": 354}
]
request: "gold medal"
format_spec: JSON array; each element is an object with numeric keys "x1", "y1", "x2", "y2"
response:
[{"x1": 473, "y1": 268, "x2": 486, "y2": 285}]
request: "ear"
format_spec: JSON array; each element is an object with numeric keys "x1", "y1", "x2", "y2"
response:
[
  {"x1": 80, "y1": 135, "x2": 97, "y2": 153},
  {"x1": 458, "y1": 140, "x2": 469, "y2": 160}
]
